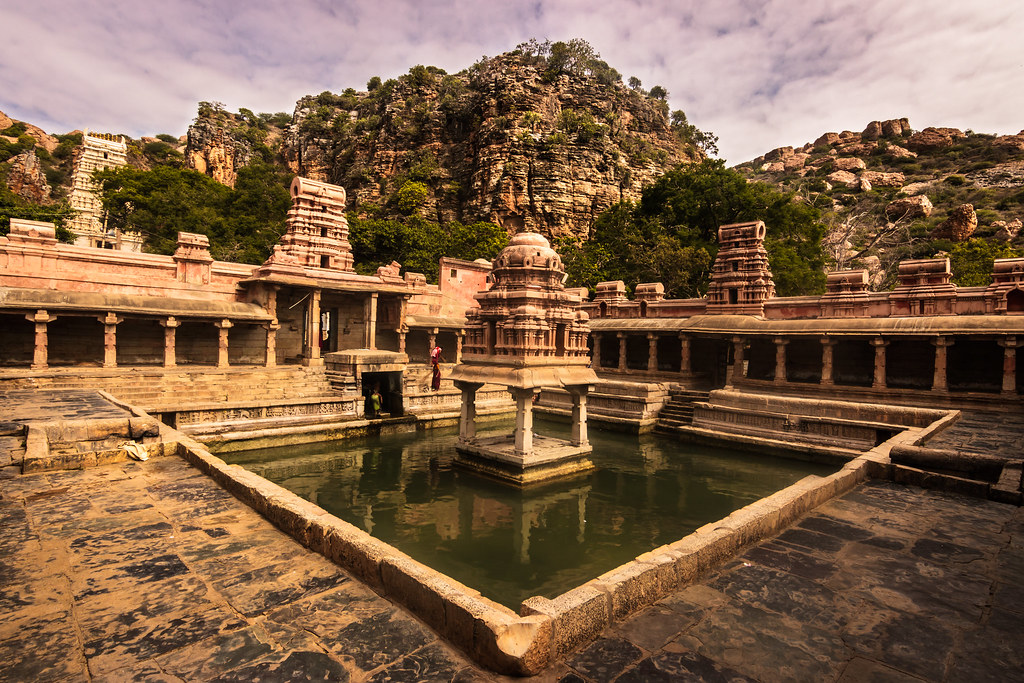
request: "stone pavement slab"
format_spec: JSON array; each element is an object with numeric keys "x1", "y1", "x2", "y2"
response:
[{"x1": 2, "y1": 433, "x2": 1023, "y2": 680}]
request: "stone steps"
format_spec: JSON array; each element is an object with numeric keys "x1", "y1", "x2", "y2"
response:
[{"x1": 654, "y1": 390, "x2": 710, "y2": 431}]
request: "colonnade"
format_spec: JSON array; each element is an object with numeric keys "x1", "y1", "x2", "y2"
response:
[
  {"x1": 21, "y1": 310, "x2": 276, "y2": 370},
  {"x1": 592, "y1": 332, "x2": 1021, "y2": 395}
]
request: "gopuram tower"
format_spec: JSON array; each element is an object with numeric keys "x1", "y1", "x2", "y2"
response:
[{"x1": 450, "y1": 231, "x2": 598, "y2": 486}]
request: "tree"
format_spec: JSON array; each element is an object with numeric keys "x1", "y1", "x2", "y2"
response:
[
  {"x1": 348, "y1": 214, "x2": 508, "y2": 282},
  {"x1": 648, "y1": 85, "x2": 668, "y2": 100},
  {"x1": 561, "y1": 160, "x2": 827, "y2": 298},
  {"x1": 949, "y1": 239, "x2": 1024, "y2": 287},
  {"x1": 628, "y1": 76, "x2": 642, "y2": 91},
  {"x1": 94, "y1": 162, "x2": 292, "y2": 263},
  {"x1": 0, "y1": 181, "x2": 76, "y2": 242}
]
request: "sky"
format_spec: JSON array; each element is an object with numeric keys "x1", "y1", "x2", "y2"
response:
[{"x1": 2, "y1": 0, "x2": 1022, "y2": 164}]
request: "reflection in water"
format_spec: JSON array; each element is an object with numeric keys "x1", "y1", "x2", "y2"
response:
[{"x1": 225, "y1": 418, "x2": 833, "y2": 608}]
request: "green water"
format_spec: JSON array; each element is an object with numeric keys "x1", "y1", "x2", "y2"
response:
[{"x1": 223, "y1": 419, "x2": 834, "y2": 608}]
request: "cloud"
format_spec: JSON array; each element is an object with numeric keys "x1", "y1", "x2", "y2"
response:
[{"x1": 1, "y1": 0, "x2": 1021, "y2": 163}]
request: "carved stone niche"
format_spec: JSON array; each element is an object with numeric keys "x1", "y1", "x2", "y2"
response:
[
  {"x1": 820, "y1": 269, "x2": 869, "y2": 318},
  {"x1": 705, "y1": 221, "x2": 776, "y2": 316},
  {"x1": 173, "y1": 232, "x2": 213, "y2": 285}
]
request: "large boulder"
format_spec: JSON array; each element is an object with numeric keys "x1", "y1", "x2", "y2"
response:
[
  {"x1": 862, "y1": 118, "x2": 910, "y2": 141},
  {"x1": 883, "y1": 144, "x2": 917, "y2": 159},
  {"x1": 833, "y1": 157, "x2": 866, "y2": 172},
  {"x1": 885, "y1": 195, "x2": 934, "y2": 220},
  {"x1": 828, "y1": 170, "x2": 861, "y2": 188},
  {"x1": 764, "y1": 146, "x2": 795, "y2": 162},
  {"x1": 994, "y1": 219, "x2": 1022, "y2": 242},
  {"x1": 861, "y1": 171, "x2": 906, "y2": 188},
  {"x1": 931, "y1": 204, "x2": 977, "y2": 242},
  {"x1": 814, "y1": 132, "x2": 841, "y2": 147},
  {"x1": 907, "y1": 127, "x2": 966, "y2": 151}
]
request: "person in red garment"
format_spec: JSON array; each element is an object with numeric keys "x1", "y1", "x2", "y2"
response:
[{"x1": 430, "y1": 346, "x2": 443, "y2": 391}]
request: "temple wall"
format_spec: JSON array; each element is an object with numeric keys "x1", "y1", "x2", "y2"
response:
[{"x1": 116, "y1": 319, "x2": 166, "y2": 366}]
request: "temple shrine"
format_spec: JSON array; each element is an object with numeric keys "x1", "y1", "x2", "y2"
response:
[{"x1": 450, "y1": 231, "x2": 598, "y2": 485}]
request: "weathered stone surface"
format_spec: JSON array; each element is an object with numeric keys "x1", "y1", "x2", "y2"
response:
[
  {"x1": 764, "y1": 146, "x2": 795, "y2": 162},
  {"x1": 6, "y1": 150, "x2": 50, "y2": 203},
  {"x1": 833, "y1": 157, "x2": 866, "y2": 172},
  {"x1": 863, "y1": 118, "x2": 910, "y2": 140},
  {"x1": 907, "y1": 126, "x2": 966, "y2": 151},
  {"x1": 993, "y1": 130, "x2": 1024, "y2": 153},
  {"x1": 861, "y1": 170, "x2": 905, "y2": 187},
  {"x1": 994, "y1": 218, "x2": 1022, "y2": 241},
  {"x1": 883, "y1": 143, "x2": 918, "y2": 159},
  {"x1": 760, "y1": 160, "x2": 785, "y2": 173},
  {"x1": 185, "y1": 115, "x2": 256, "y2": 188},
  {"x1": 932, "y1": 203, "x2": 978, "y2": 241},
  {"x1": 828, "y1": 169, "x2": 861, "y2": 188},
  {"x1": 814, "y1": 132, "x2": 841, "y2": 147},
  {"x1": 886, "y1": 194, "x2": 934, "y2": 219}
]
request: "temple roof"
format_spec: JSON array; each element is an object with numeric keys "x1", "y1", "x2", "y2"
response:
[
  {"x1": 589, "y1": 314, "x2": 1024, "y2": 336},
  {"x1": 0, "y1": 288, "x2": 272, "y2": 321}
]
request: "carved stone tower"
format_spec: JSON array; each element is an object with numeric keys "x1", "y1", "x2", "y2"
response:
[
  {"x1": 264, "y1": 176, "x2": 354, "y2": 271},
  {"x1": 705, "y1": 221, "x2": 775, "y2": 316}
]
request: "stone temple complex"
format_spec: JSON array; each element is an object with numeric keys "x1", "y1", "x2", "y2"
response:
[{"x1": 0, "y1": 177, "x2": 1022, "y2": 679}]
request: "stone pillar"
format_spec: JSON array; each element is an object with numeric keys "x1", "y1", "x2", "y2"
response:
[
  {"x1": 647, "y1": 333, "x2": 658, "y2": 372},
  {"x1": 1000, "y1": 337, "x2": 1018, "y2": 394},
  {"x1": 679, "y1": 333, "x2": 691, "y2": 375},
  {"x1": 569, "y1": 386, "x2": 589, "y2": 446},
  {"x1": 617, "y1": 333, "x2": 627, "y2": 371},
  {"x1": 932, "y1": 336, "x2": 950, "y2": 392},
  {"x1": 216, "y1": 319, "x2": 232, "y2": 368},
  {"x1": 773, "y1": 337, "x2": 788, "y2": 384},
  {"x1": 264, "y1": 322, "x2": 280, "y2": 367},
  {"x1": 727, "y1": 336, "x2": 745, "y2": 386},
  {"x1": 871, "y1": 337, "x2": 888, "y2": 389},
  {"x1": 457, "y1": 382, "x2": 481, "y2": 442},
  {"x1": 98, "y1": 312, "x2": 123, "y2": 368},
  {"x1": 304, "y1": 289, "x2": 322, "y2": 366},
  {"x1": 160, "y1": 317, "x2": 178, "y2": 368},
  {"x1": 26, "y1": 310, "x2": 54, "y2": 370},
  {"x1": 429, "y1": 328, "x2": 438, "y2": 358},
  {"x1": 456, "y1": 332, "x2": 464, "y2": 364},
  {"x1": 592, "y1": 333, "x2": 602, "y2": 368},
  {"x1": 820, "y1": 338, "x2": 834, "y2": 386},
  {"x1": 513, "y1": 388, "x2": 538, "y2": 457},
  {"x1": 398, "y1": 326, "x2": 407, "y2": 354},
  {"x1": 364, "y1": 293, "x2": 378, "y2": 349}
]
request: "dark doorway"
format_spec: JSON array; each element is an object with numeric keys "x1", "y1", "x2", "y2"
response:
[{"x1": 363, "y1": 371, "x2": 403, "y2": 417}]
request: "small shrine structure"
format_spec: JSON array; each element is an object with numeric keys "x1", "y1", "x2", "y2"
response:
[{"x1": 450, "y1": 231, "x2": 597, "y2": 486}]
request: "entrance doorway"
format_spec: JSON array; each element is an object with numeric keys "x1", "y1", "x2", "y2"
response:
[{"x1": 362, "y1": 371, "x2": 404, "y2": 417}]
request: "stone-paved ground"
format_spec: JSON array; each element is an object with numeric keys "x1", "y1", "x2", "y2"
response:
[
  {"x1": 0, "y1": 451, "x2": 493, "y2": 682},
  {"x1": 926, "y1": 410, "x2": 1024, "y2": 459},
  {"x1": 547, "y1": 480, "x2": 1024, "y2": 683}
]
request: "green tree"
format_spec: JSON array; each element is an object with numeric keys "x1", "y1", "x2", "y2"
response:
[
  {"x1": 0, "y1": 179, "x2": 76, "y2": 241},
  {"x1": 94, "y1": 163, "x2": 291, "y2": 263},
  {"x1": 563, "y1": 160, "x2": 826, "y2": 298},
  {"x1": 949, "y1": 239, "x2": 1024, "y2": 287}
]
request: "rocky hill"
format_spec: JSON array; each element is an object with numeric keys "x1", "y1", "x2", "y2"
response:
[
  {"x1": 185, "y1": 44, "x2": 701, "y2": 240},
  {"x1": 733, "y1": 119, "x2": 1024, "y2": 287}
]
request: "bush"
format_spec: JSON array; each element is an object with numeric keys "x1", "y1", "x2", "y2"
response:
[
  {"x1": 156, "y1": 133, "x2": 178, "y2": 144},
  {"x1": 945, "y1": 174, "x2": 967, "y2": 186}
]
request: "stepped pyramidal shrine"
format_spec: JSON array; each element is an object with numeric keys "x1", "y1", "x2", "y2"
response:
[{"x1": 0, "y1": 174, "x2": 1022, "y2": 679}]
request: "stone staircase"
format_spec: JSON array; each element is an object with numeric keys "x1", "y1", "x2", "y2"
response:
[{"x1": 655, "y1": 389, "x2": 710, "y2": 432}]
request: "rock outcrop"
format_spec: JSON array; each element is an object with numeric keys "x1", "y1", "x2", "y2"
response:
[
  {"x1": 931, "y1": 204, "x2": 977, "y2": 242},
  {"x1": 861, "y1": 171, "x2": 905, "y2": 187},
  {"x1": 272, "y1": 53, "x2": 693, "y2": 240},
  {"x1": 5, "y1": 150, "x2": 50, "y2": 203},
  {"x1": 185, "y1": 115, "x2": 256, "y2": 188},
  {"x1": 886, "y1": 195, "x2": 934, "y2": 220},
  {"x1": 994, "y1": 219, "x2": 1022, "y2": 241},
  {"x1": 907, "y1": 127, "x2": 966, "y2": 152}
]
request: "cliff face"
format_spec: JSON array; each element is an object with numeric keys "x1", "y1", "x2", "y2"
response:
[
  {"x1": 187, "y1": 52, "x2": 694, "y2": 240},
  {"x1": 184, "y1": 110, "x2": 258, "y2": 188}
]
